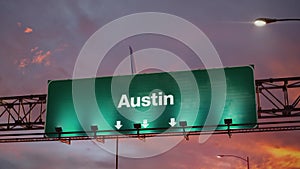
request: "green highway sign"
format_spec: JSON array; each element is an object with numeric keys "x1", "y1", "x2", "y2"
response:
[{"x1": 45, "y1": 66, "x2": 257, "y2": 137}]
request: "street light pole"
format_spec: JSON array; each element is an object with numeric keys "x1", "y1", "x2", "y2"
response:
[
  {"x1": 254, "y1": 17, "x2": 300, "y2": 26},
  {"x1": 217, "y1": 154, "x2": 250, "y2": 169},
  {"x1": 246, "y1": 156, "x2": 250, "y2": 169},
  {"x1": 116, "y1": 136, "x2": 119, "y2": 169}
]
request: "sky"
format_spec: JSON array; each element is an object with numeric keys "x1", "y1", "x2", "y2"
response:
[{"x1": 0, "y1": 0, "x2": 300, "y2": 169}]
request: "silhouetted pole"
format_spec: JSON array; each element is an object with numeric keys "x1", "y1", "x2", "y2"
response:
[{"x1": 116, "y1": 137, "x2": 119, "y2": 169}]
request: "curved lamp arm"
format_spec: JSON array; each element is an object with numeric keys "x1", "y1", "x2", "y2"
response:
[
  {"x1": 217, "y1": 154, "x2": 250, "y2": 169},
  {"x1": 254, "y1": 17, "x2": 300, "y2": 26}
]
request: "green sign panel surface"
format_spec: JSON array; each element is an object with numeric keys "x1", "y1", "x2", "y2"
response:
[{"x1": 45, "y1": 66, "x2": 257, "y2": 137}]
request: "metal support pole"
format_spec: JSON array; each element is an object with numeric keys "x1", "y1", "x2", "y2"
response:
[
  {"x1": 247, "y1": 156, "x2": 250, "y2": 169},
  {"x1": 115, "y1": 136, "x2": 119, "y2": 169}
]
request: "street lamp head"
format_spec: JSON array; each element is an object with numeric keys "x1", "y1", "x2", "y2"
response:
[
  {"x1": 55, "y1": 127, "x2": 63, "y2": 133},
  {"x1": 179, "y1": 121, "x2": 187, "y2": 127},
  {"x1": 133, "y1": 123, "x2": 141, "y2": 129},
  {"x1": 254, "y1": 19, "x2": 267, "y2": 27},
  {"x1": 254, "y1": 18, "x2": 277, "y2": 26},
  {"x1": 216, "y1": 155, "x2": 224, "y2": 158},
  {"x1": 90, "y1": 125, "x2": 98, "y2": 131}
]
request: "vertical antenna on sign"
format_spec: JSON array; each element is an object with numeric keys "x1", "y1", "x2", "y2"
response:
[{"x1": 129, "y1": 46, "x2": 136, "y2": 75}]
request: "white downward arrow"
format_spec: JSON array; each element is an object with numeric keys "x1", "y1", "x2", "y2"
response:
[
  {"x1": 169, "y1": 118, "x2": 176, "y2": 127},
  {"x1": 142, "y1": 119, "x2": 149, "y2": 128},
  {"x1": 115, "y1": 121, "x2": 122, "y2": 130}
]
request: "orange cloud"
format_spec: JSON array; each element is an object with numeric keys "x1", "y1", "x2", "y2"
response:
[
  {"x1": 16, "y1": 43, "x2": 69, "y2": 70},
  {"x1": 32, "y1": 50, "x2": 51, "y2": 65},
  {"x1": 30, "y1": 46, "x2": 39, "y2": 53},
  {"x1": 17, "y1": 22, "x2": 33, "y2": 33},
  {"x1": 24, "y1": 27, "x2": 33, "y2": 33},
  {"x1": 16, "y1": 49, "x2": 52, "y2": 70},
  {"x1": 17, "y1": 58, "x2": 30, "y2": 68},
  {"x1": 261, "y1": 145, "x2": 300, "y2": 168},
  {"x1": 207, "y1": 134, "x2": 300, "y2": 169}
]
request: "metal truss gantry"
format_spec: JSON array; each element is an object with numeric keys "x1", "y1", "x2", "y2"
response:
[
  {"x1": 256, "y1": 76, "x2": 300, "y2": 118},
  {"x1": 0, "y1": 76, "x2": 299, "y2": 143},
  {"x1": 0, "y1": 94, "x2": 46, "y2": 131}
]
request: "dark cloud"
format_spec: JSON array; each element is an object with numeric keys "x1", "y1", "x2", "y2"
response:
[{"x1": 0, "y1": 159, "x2": 18, "y2": 169}]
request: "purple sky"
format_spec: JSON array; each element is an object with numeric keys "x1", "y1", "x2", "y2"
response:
[{"x1": 0, "y1": 1, "x2": 300, "y2": 169}]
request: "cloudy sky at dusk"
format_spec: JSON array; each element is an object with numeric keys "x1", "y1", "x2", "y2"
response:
[{"x1": 0, "y1": 0, "x2": 300, "y2": 169}]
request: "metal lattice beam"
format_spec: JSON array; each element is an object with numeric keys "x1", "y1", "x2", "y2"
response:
[
  {"x1": 256, "y1": 77, "x2": 300, "y2": 118},
  {"x1": 0, "y1": 94, "x2": 46, "y2": 131}
]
